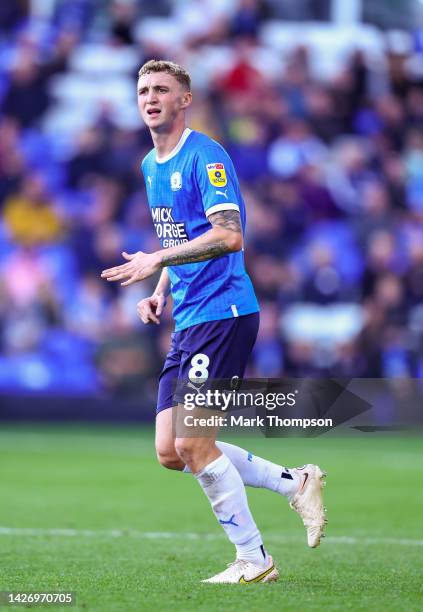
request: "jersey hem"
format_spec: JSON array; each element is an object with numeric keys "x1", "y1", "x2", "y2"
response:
[
  {"x1": 173, "y1": 307, "x2": 260, "y2": 332},
  {"x1": 206, "y1": 203, "x2": 240, "y2": 217}
]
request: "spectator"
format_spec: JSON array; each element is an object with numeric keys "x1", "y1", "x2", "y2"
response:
[{"x1": 3, "y1": 174, "x2": 64, "y2": 246}]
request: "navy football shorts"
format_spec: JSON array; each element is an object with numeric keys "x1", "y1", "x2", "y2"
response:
[{"x1": 156, "y1": 312, "x2": 259, "y2": 413}]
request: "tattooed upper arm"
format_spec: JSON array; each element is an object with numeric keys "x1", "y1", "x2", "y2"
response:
[{"x1": 208, "y1": 209, "x2": 242, "y2": 233}]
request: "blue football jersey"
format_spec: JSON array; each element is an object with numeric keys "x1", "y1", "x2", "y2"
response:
[{"x1": 141, "y1": 128, "x2": 259, "y2": 331}]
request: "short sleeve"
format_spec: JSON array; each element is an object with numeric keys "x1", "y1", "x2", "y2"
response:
[{"x1": 194, "y1": 144, "x2": 241, "y2": 217}]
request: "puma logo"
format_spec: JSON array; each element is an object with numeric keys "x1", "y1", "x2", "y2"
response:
[
  {"x1": 215, "y1": 189, "x2": 228, "y2": 199},
  {"x1": 218, "y1": 514, "x2": 238, "y2": 527},
  {"x1": 187, "y1": 380, "x2": 205, "y2": 392}
]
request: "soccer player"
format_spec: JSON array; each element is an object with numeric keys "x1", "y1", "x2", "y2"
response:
[{"x1": 101, "y1": 60, "x2": 327, "y2": 584}]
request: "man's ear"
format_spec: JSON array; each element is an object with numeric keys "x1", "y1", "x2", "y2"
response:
[{"x1": 181, "y1": 92, "x2": 192, "y2": 108}]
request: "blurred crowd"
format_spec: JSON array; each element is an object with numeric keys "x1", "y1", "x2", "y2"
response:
[{"x1": 0, "y1": 0, "x2": 422, "y2": 401}]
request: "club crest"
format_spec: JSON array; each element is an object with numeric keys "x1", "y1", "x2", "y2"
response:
[{"x1": 170, "y1": 171, "x2": 182, "y2": 191}]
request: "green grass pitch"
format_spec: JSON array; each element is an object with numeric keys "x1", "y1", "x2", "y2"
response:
[{"x1": 0, "y1": 425, "x2": 422, "y2": 611}]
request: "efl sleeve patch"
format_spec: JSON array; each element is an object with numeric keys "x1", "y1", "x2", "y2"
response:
[{"x1": 206, "y1": 163, "x2": 227, "y2": 187}]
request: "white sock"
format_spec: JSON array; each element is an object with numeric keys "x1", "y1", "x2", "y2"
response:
[
  {"x1": 185, "y1": 441, "x2": 300, "y2": 499},
  {"x1": 194, "y1": 453, "x2": 268, "y2": 567}
]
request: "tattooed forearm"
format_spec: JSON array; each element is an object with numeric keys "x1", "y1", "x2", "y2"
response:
[
  {"x1": 208, "y1": 209, "x2": 242, "y2": 233},
  {"x1": 161, "y1": 241, "x2": 230, "y2": 266},
  {"x1": 158, "y1": 210, "x2": 242, "y2": 267}
]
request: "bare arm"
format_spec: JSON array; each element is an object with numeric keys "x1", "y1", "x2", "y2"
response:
[
  {"x1": 154, "y1": 267, "x2": 171, "y2": 295},
  {"x1": 101, "y1": 209, "x2": 243, "y2": 286}
]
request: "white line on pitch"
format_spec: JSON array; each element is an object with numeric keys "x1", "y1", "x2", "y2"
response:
[{"x1": 0, "y1": 527, "x2": 422, "y2": 546}]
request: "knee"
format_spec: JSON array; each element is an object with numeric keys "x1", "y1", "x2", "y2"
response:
[
  {"x1": 174, "y1": 438, "x2": 201, "y2": 466},
  {"x1": 155, "y1": 444, "x2": 184, "y2": 471}
]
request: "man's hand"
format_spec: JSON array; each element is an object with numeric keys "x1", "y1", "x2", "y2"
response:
[
  {"x1": 101, "y1": 251, "x2": 161, "y2": 286},
  {"x1": 137, "y1": 293, "x2": 167, "y2": 325}
]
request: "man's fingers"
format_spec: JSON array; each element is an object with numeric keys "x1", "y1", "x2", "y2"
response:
[
  {"x1": 101, "y1": 269, "x2": 116, "y2": 278},
  {"x1": 101, "y1": 251, "x2": 146, "y2": 280},
  {"x1": 104, "y1": 272, "x2": 131, "y2": 282},
  {"x1": 121, "y1": 275, "x2": 139, "y2": 287},
  {"x1": 101, "y1": 265, "x2": 130, "y2": 278},
  {"x1": 142, "y1": 314, "x2": 158, "y2": 324},
  {"x1": 101, "y1": 256, "x2": 137, "y2": 278},
  {"x1": 155, "y1": 296, "x2": 165, "y2": 316},
  {"x1": 122, "y1": 251, "x2": 137, "y2": 261},
  {"x1": 137, "y1": 307, "x2": 150, "y2": 324},
  {"x1": 137, "y1": 301, "x2": 152, "y2": 318},
  {"x1": 137, "y1": 302, "x2": 159, "y2": 325},
  {"x1": 102, "y1": 264, "x2": 140, "y2": 282},
  {"x1": 147, "y1": 312, "x2": 160, "y2": 324}
]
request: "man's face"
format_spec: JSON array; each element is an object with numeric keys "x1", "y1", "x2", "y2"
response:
[{"x1": 137, "y1": 72, "x2": 191, "y2": 131}]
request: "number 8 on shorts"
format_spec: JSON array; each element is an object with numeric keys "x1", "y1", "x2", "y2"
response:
[{"x1": 188, "y1": 353, "x2": 210, "y2": 383}]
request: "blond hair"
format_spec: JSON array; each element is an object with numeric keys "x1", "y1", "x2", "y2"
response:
[{"x1": 138, "y1": 60, "x2": 191, "y2": 91}]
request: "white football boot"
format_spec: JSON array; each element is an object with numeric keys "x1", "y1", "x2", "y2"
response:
[
  {"x1": 202, "y1": 556, "x2": 279, "y2": 584},
  {"x1": 289, "y1": 464, "x2": 327, "y2": 548}
]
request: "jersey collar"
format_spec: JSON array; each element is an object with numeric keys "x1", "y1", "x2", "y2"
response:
[{"x1": 155, "y1": 128, "x2": 192, "y2": 164}]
